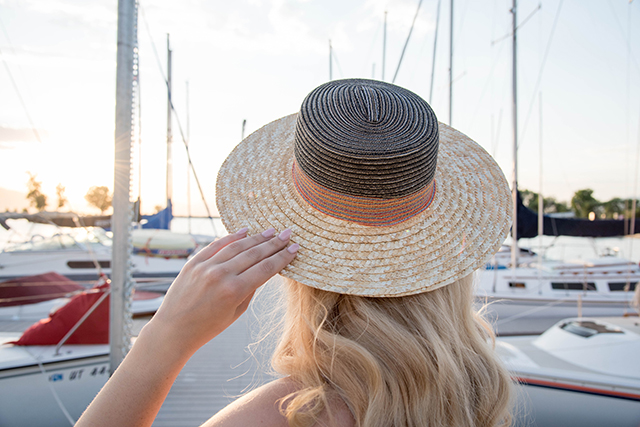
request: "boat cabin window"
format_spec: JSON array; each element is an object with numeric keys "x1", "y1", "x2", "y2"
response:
[
  {"x1": 508, "y1": 282, "x2": 526, "y2": 288},
  {"x1": 551, "y1": 282, "x2": 597, "y2": 291},
  {"x1": 608, "y1": 282, "x2": 638, "y2": 292},
  {"x1": 67, "y1": 261, "x2": 111, "y2": 269},
  {"x1": 560, "y1": 320, "x2": 623, "y2": 338}
]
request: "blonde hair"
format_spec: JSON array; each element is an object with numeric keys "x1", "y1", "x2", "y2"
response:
[{"x1": 271, "y1": 275, "x2": 512, "y2": 427}]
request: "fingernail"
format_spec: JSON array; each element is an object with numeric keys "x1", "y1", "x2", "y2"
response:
[
  {"x1": 278, "y1": 229, "x2": 292, "y2": 241},
  {"x1": 261, "y1": 227, "x2": 275, "y2": 238},
  {"x1": 287, "y1": 243, "x2": 300, "y2": 254},
  {"x1": 236, "y1": 227, "x2": 248, "y2": 236}
]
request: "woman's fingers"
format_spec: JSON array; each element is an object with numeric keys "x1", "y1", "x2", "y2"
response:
[
  {"x1": 221, "y1": 229, "x2": 293, "y2": 275},
  {"x1": 210, "y1": 227, "x2": 281, "y2": 265},
  {"x1": 190, "y1": 227, "x2": 249, "y2": 263},
  {"x1": 235, "y1": 242, "x2": 299, "y2": 295}
]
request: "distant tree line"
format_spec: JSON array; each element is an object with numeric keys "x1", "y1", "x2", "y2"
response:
[
  {"x1": 521, "y1": 188, "x2": 639, "y2": 220},
  {"x1": 25, "y1": 173, "x2": 112, "y2": 213}
]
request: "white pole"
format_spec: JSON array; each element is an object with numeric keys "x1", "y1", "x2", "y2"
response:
[
  {"x1": 510, "y1": 0, "x2": 519, "y2": 274},
  {"x1": 429, "y1": 0, "x2": 442, "y2": 104},
  {"x1": 538, "y1": 91, "x2": 543, "y2": 293},
  {"x1": 111, "y1": 0, "x2": 136, "y2": 373},
  {"x1": 186, "y1": 80, "x2": 191, "y2": 234},
  {"x1": 166, "y1": 34, "x2": 173, "y2": 210},
  {"x1": 329, "y1": 39, "x2": 332, "y2": 81},
  {"x1": 382, "y1": 11, "x2": 387, "y2": 81}
]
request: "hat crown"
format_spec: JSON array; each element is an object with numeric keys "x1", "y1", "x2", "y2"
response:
[
  {"x1": 294, "y1": 79, "x2": 439, "y2": 199},
  {"x1": 354, "y1": 85, "x2": 382, "y2": 123}
]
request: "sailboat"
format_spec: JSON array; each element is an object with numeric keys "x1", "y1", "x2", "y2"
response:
[{"x1": 468, "y1": 1, "x2": 640, "y2": 335}]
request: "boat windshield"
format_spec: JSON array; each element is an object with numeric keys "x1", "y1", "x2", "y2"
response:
[{"x1": 3, "y1": 227, "x2": 112, "y2": 252}]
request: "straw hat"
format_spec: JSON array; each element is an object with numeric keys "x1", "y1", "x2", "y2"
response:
[{"x1": 216, "y1": 79, "x2": 511, "y2": 297}]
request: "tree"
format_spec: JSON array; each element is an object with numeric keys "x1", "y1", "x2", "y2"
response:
[
  {"x1": 56, "y1": 183, "x2": 68, "y2": 210},
  {"x1": 520, "y1": 189, "x2": 570, "y2": 214},
  {"x1": 571, "y1": 189, "x2": 601, "y2": 218},
  {"x1": 543, "y1": 197, "x2": 570, "y2": 214},
  {"x1": 602, "y1": 197, "x2": 626, "y2": 219},
  {"x1": 85, "y1": 186, "x2": 112, "y2": 213},
  {"x1": 26, "y1": 172, "x2": 47, "y2": 211}
]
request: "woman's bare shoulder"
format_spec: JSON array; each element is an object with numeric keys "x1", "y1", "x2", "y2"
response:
[
  {"x1": 201, "y1": 377, "x2": 355, "y2": 427},
  {"x1": 201, "y1": 377, "x2": 296, "y2": 427}
]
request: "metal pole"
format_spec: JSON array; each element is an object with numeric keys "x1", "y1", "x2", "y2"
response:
[
  {"x1": 111, "y1": 0, "x2": 136, "y2": 373},
  {"x1": 166, "y1": 34, "x2": 173, "y2": 211},
  {"x1": 186, "y1": 80, "x2": 191, "y2": 234},
  {"x1": 329, "y1": 39, "x2": 332, "y2": 81},
  {"x1": 510, "y1": 0, "x2": 519, "y2": 273},
  {"x1": 429, "y1": 0, "x2": 442, "y2": 104},
  {"x1": 382, "y1": 11, "x2": 387, "y2": 81},
  {"x1": 537, "y1": 91, "x2": 543, "y2": 292}
]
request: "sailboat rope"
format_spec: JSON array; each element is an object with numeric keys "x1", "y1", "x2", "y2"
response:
[{"x1": 140, "y1": 4, "x2": 218, "y2": 232}]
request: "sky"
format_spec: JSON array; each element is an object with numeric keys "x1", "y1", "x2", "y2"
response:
[{"x1": 0, "y1": 0, "x2": 639, "y2": 216}]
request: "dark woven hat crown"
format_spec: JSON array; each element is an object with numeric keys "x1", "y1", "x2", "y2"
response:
[{"x1": 294, "y1": 79, "x2": 439, "y2": 199}]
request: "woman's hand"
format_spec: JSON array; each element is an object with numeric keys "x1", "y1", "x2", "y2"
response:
[
  {"x1": 75, "y1": 227, "x2": 297, "y2": 427},
  {"x1": 145, "y1": 227, "x2": 299, "y2": 357}
]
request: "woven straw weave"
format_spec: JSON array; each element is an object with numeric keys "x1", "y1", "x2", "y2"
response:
[{"x1": 216, "y1": 108, "x2": 511, "y2": 297}]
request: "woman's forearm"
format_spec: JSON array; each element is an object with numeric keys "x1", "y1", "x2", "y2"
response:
[{"x1": 75, "y1": 320, "x2": 192, "y2": 427}]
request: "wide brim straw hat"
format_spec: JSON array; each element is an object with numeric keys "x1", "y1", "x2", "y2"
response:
[{"x1": 216, "y1": 79, "x2": 512, "y2": 297}]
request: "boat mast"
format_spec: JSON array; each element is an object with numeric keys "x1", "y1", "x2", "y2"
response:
[
  {"x1": 429, "y1": 0, "x2": 442, "y2": 104},
  {"x1": 166, "y1": 34, "x2": 173, "y2": 221},
  {"x1": 111, "y1": 0, "x2": 137, "y2": 372},
  {"x1": 186, "y1": 80, "x2": 191, "y2": 234},
  {"x1": 382, "y1": 11, "x2": 387, "y2": 81},
  {"x1": 329, "y1": 39, "x2": 333, "y2": 80},
  {"x1": 510, "y1": 0, "x2": 519, "y2": 272}
]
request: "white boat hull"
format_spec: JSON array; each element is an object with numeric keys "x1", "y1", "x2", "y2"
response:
[
  {"x1": 498, "y1": 317, "x2": 640, "y2": 427},
  {"x1": 0, "y1": 333, "x2": 108, "y2": 426},
  {"x1": 513, "y1": 377, "x2": 640, "y2": 427}
]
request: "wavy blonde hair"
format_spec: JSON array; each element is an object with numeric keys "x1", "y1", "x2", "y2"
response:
[{"x1": 271, "y1": 275, "x2": 512, "y2": 427}]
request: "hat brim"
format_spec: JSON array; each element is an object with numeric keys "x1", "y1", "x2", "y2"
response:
[{"x1": 216, "y1": 113, "x2": 512, "y2": 297}]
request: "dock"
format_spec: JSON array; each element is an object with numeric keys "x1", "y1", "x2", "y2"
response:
[{"x1": 152, "y1": 290, "x2": 280, "y2": 426}]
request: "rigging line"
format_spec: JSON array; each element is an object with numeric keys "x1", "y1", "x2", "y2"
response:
[
  {"x1": 517, "y1": 0, "x2": 564, "y2": 150},
  {"x1": 429, "y1": 0, "x2": 442, "y2": 104},
  {"x1": 168, "y1": 91, "x2": 218, "y2": 231},
  {"x1": 332, "y1": 47, "x2": 345, "y2": 79},
  {"x1": 607, "y1": 0, "x2": 640, "y2": 78},
  {"x1": 363, "y1": 20, "x2": 383, "y2": 77},
  {"x1": 392, "y1": 0, "x2": 424, "y2": 83},
  {"x1": 25, "y1": 346, "x2": 77, "y2": 426},
  {"x1": 0, "y1": 47, "x2": 42, "y2": 143},
  {"x1": 453, "y1": 0, "x2": 471, "y2": 46},
  {"x1": 466, "y1": 30, "x2": 508, "y2": 132},
  {"x1": 139, "y1": 4, "x2": 217, "y2": 230},
  {"x1": 491, "y1": 3, "x2": 542, "y2": 45}
]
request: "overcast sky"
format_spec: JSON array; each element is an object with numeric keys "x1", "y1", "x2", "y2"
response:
[{"x1": 1, "y1": 0, "x2": 639, "y2": 215}]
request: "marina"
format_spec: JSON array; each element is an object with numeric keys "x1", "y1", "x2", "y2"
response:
[{"x1": 1, "y1": 0, "x2": 639, "y2": 425}]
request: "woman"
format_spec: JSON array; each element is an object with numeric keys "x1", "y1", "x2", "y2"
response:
[{"x1": 77, "y1": 79, "x2": 513, "y2": 426}]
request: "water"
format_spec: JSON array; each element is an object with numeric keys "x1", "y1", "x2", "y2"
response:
[{"x1": 3, "y1": 216, "x2": 640, "y2": 266}]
